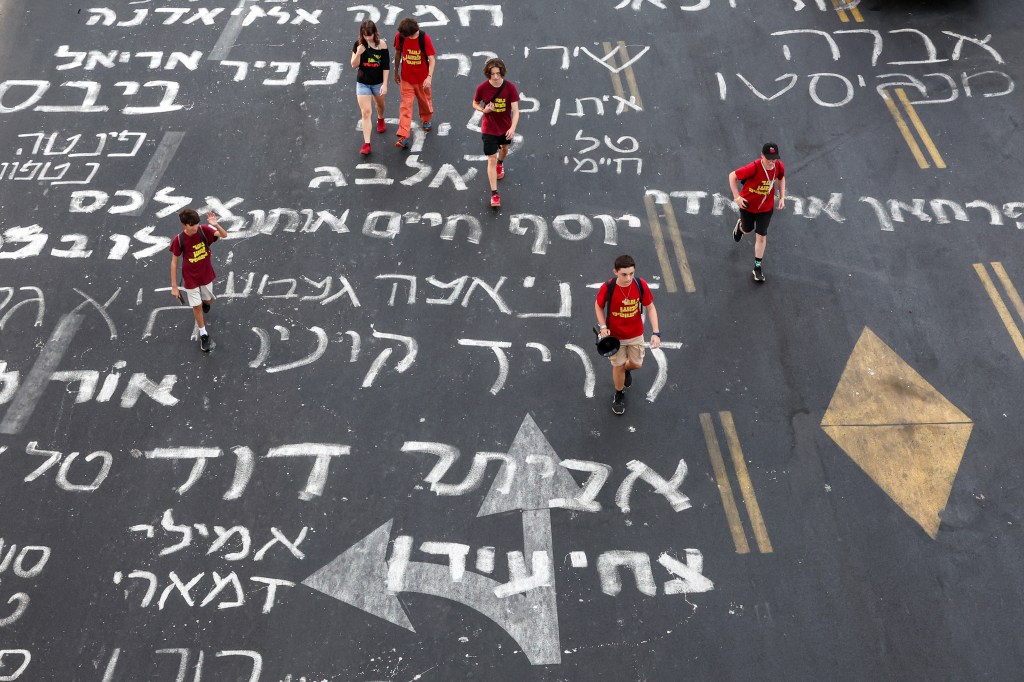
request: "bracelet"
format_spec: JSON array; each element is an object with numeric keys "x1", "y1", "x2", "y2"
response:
[
  {"x1": 599, "y1": 324, "x2": 607, "y2": 329},
  {"x1": 652, "y1": 332, "x2": 661, "y2": 337}
]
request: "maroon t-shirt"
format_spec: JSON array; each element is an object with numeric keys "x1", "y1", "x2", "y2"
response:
[
  {"x1": 595, "y1": 278, "x2": 653, "y2": 339},
  {"x1": 735, "y1": 159, "x2": 785, "y2": 213},
  {"x1": 169, "y1": 225, "x2": 218, "y2": 288},
  {"x1": 474, "y1": 79, "x2": 520, "y2": 136}
]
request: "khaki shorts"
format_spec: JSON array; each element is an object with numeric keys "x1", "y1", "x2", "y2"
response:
[
  {"x1": 183, "y1": 283, "x2": 214, "y2": 308},
  {"x1": 608, "y1": 335, "x2": 645, "y2": 368}
]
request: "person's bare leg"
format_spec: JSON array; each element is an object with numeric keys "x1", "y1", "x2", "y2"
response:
[
  {"x1": 612, "y1": 364, "x2": 626, "y2": 391},
  {"x1": 357, "y1": 94, "x2": 373, "y2": 144},
  {"x1": 486, "y1": 154, "x2": 498, "y2": 191}
]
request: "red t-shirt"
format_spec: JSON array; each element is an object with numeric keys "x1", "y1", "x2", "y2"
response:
[
  {"x1": 595, "y1": 279, "x2": 653, "y2": 339},
  {"x1": 169, "y1": 225, "x2": 218, "y2": 288},
  {"x1": 735, "y1": 159, "x2": 785, "y2": 213},
  {"x1": 474, "y1": 80, "x2": 520, "y2": 136},
  {"x1": 393, "y1": 32, "x2": 435, "y2": 84}
]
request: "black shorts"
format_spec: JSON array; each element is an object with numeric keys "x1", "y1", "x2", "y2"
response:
[
  {"x1": 738, "y1": 208, "x2": 773, "y2": 236},
  {"x1": 481, "y1": 133, "x2": 510, "y2": 156}
]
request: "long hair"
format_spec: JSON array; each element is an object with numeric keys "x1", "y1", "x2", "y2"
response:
[
  {"x1": 483, "y1": 57, "x2": 506, "y2": 78},
  {"x1": 359, "y1": 19, "x2": 380, "y2": 46}
]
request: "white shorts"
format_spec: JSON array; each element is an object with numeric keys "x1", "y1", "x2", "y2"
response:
[{"x1": 183, "y1": 283, "x2": 214, "y2": 307}]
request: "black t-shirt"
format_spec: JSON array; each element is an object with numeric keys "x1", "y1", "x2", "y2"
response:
[{"x1": 352, "y1": 41, "x2": 390, "y2": 85}]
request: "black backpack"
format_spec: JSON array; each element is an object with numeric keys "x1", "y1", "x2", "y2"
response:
[
  {"x1": 397, "y1": 32, "x2": 428, "y2": 66},
  {"x1": 603, "y1": 277, "x2": 648, "y2": 323},
  {"x1": 177, "y1": 226, "x2": 208, "y2": 258}
]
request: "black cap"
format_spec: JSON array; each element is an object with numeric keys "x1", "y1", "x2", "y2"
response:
[{"x1": 762, "y1": 142, "x2": 780, "y2": 159}]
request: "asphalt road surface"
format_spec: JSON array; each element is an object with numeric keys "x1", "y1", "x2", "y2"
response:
[{"x1": 1, "y1": 0, "x2": 1023, "y2": 680}]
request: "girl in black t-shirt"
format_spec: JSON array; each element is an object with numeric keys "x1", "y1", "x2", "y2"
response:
[{"x1": 350, "y1": 19, "x2": 391, "y2": 155}]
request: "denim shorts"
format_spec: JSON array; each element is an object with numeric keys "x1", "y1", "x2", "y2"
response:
[{"x1": 357, "y1": 82, "x2": 383, "y2": 96}]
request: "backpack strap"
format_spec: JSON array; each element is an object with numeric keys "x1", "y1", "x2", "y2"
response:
[
  {"x1": 604, "y1": 278, "x2": 649, "y2": 327},
  {"x1": 603, "y1": 278, "x2": 616, "y2": 325},
  {"x1": 398, "y1": 33, "x2": 427, "y2": 65},
  {"x1": 177, "y1": 227, "x2": 209, "y2": 261}
]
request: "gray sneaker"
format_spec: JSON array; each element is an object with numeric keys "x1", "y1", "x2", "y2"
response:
[
  {"x1": 200, "y1": 333, "x2": 211, "y2": 352},
  {"x1": 612, "y1": 390, "x2": 625, "y2": 415}
]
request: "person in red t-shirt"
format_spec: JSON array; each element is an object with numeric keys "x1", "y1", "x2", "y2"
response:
[
  {"x1": 728, "y1": 142, "x2": 787, "y2": 283},
  {"x1": 472, "y1": 58, "x2": 520, "y2": 208},
  {"x1": 594, "y1": 255, "x2": 662, "y2": 415},
  {"x1": 392, "y1": 17, "x2": 436, "y2": 148},
  {"x1": 169, "y1": 207, "x2": 228, "y2": 352}
]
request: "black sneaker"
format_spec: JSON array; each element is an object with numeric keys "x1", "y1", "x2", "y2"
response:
[
  {"x1": 624, "y1": 370, "x2": 632, "y2": 388},
  {"x1": 200, "y1": 333, "x2": 211, "y2": 352},
  {"x1": 612, "y1": 390, "x2": 625, "y2": 415},
  {"x1": 733, "y1": 219, "x2": 743, "y2": 242},
  {"x1": 202, "y1": 301, "x2": 211, "y2": 314},
  {"x1": 753, "y1": 265, "x2": 765, "y2": 283}
]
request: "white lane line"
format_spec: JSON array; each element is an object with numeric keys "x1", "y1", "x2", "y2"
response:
[
  {"x1": 129, "y1": 131, "x2": 185, "y2": 216},
  {"x1": 0, "y1": 313, "x2": 84, "y2": 434},
  {"x1": 209, "y1": 0, "x2": 256, "y2": 61}
]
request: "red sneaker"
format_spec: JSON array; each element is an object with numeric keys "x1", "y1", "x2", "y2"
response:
[
  {"x1": 360, "y1": 143, "x2": 371, "y2": 155},
  {"x1": 376, "y1": 118, "x2": 386, "y2": 133},
  {"x1": 490, "y1": 193, "x2": 501, "y2": 208},
  {"x1": 496, "y1": 163, "x2": 505, "y2": 180}
]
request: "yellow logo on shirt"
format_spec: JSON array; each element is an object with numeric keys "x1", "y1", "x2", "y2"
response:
[
  {"x1": 613, "y1": 298, "x2": 640, "y2": 318},
  {"x1": 188, "y1": 242, "x2": 209, "y2": 264},
  {"x1": 751, "y1": 180, "x2": 773, "y2": 197},
  {"x1": 405, "y1": 48, "x2": 423, "y2": 66}
]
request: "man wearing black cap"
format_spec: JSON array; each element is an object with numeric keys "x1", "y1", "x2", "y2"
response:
[{"x1": 728, "y1": 143, "x2": 787, "y2": 283}]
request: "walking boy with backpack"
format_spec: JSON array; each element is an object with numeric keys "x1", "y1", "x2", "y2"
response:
[
  {"x1": 393, "y1": 17, "x2": 436, "y2": 149},
  {"x1": 594, "y1": 255, "x2": 662, "y2": 415},
  {"x1": 169, "y1": 208, "x2": 228, "y2": 352}
]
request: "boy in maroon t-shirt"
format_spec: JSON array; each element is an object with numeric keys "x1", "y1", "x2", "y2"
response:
[
  {"x1": 472, "y1": 57, "x2": 520, "y2": 208},
  {"x1": 728, "y1": 142, "x2": 787, "y2": 283},
  {"x1": 594, "y1": 255, "x2": 662, "y2": 415},
  {"x1": 169, "y1": 207, "x2": 228, "y2": 352}
]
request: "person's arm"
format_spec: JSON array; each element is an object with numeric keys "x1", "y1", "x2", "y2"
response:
[
  {"x1": 777, "y1": 175, "x2": 787, "y2": 210},
  {"x1": 424, "y1": 54, "x2": 435, "y2": 89},
  {"x1": 393, "y1": 40, "x2": 401, "y2": 83},
  {"x1": 645, "y1": 302, "x2": 661, "y2": 349},
  {"x1": 729, "y1": 171, "x2": 748, "y2": 209},
  {"x1": 594, "y1": 299, "x2": 611, "y2": 338},
  {"x1": 170, "y1": 252, "x2": 180, "y2": 299},
  {"x1": 505, "y1": 100, "x2": 520, "y2": 140},
  {"x1": 350, "y1": 42, "x2": 363, "y2": 69},
  {"x1": 207, "y1": 212, "x2": 228, "y2": 239}
]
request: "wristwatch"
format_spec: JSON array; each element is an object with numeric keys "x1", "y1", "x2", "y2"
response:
[{"x1": 652, "y1": 332, "x2": 662, "y2": 337}]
